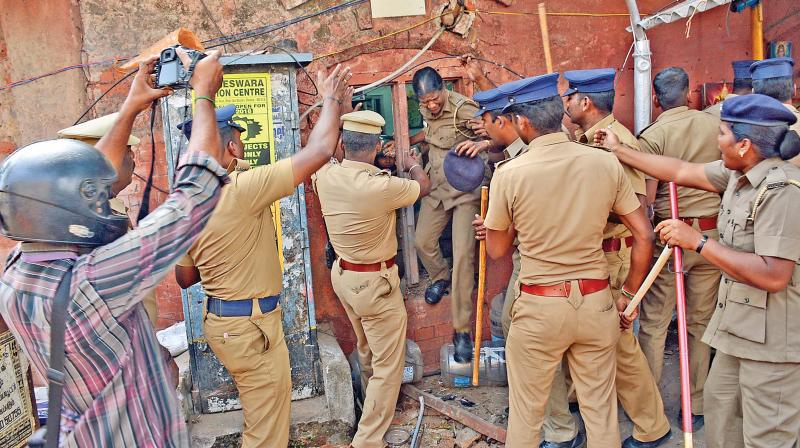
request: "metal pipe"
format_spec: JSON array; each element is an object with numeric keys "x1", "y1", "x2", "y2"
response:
[
  {"x1": 669, "y1": 182, "x2": 694, "y2": 447},
  {"x1": 625, "y1": 0, "x2": 653, "y2": 134},
  {"x1": 410, "y1": 396, "x2": 425, "y2": 448},
  {"x1": 751, "y1": 2, "x2": 764, "y2": 60}
]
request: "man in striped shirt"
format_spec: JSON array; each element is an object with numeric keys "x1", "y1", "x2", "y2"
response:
[{"x1": 0, "y1": 51, "x2": 226, "y2": 447}]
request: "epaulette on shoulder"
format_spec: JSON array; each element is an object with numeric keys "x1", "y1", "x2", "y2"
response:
[
  {"x1": 635, "y1": 121, "x2": 656, "y2": 138},
  {"x1": 494, "y1": 157, "x2": 515, "y2": 170},
  {"x1": 369, "y1": 169, "x2": 392, "y2": 176},
  {"x1": 576, "y1": 141, "x2": 611, "y2": 153}
]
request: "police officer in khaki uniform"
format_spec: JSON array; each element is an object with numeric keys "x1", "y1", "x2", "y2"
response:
[
  {"x1": 531, "y1": 68, "x2": 671, "y2": 448},
  {"x1": 749, "y1": 58, "x2": 800, "y2": 161},
  {"x1": 314, "y1": 110, "x2": 431, "y2": 448},
  {"x1": 174, "y1": 66, "x2": 351, "y2": 448},
  {"x1": 636, "y1": 67, "x2": 722, "y2": 427},
  {"x1": 408, "y1": 67, "x2": 487, "y2": 362},
  {"x1": 705, "y1": 60, "x2": 755, "y2": 117},
  {"x1": 475, "y1": 73, "x2": 654, "y2": 447},
  {"x1": 598, "y1": 93, "x2": 800, "y2": 448},
  {"x1": 57, "y1": 114, "x2": 160, "y2": 323}
]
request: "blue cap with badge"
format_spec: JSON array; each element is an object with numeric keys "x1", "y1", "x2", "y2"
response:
[
  {"x1": 472, "y1": 87, "x2": 509, "y2": 117},
  {"x1": 721, "y1": 94, "x2": 798, "y2": 126},
  {"x1": 732, "y1": 60, "x2": 756, "y2": 80},
  {"x1": 749, "y1": 57, "x2": 795, "y2": 80},
  {"x1": 562, "y1": 68, "x2": 616, "y2": 96},
  {"x1": 499, "y1": 73, "x2": 560, "y2": 112},
  {"x1": 177, "y1": 104, "x2": 247, "y2": 140}
]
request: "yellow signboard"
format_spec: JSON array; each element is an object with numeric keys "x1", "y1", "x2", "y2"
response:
[{"x1": 198, "y1": 73, "x2": 284, "y2": 266}]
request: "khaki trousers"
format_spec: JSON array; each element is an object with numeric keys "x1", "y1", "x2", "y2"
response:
[
  {"x1": 506, "y1": 283, "x2": 620, "y2": 448},
  {"x1": 541, "y1": 244, "x2": 671, "y2": 443},
  {"x1": 205, "y1": 304, "x2": 292, "y2": 448},
  {"x1": 501, "y1": 247, "x2": 521, "y2": 339},
  {"x1": 639, "y1": 229, "x2": 720, "y2": 415},
  {"x1": 415, "y1": 199, "x2": 478, "y2": 331},
  {"x1": 331, "y1": 260, "x2": 408, "y2": 448},
  {"x1": 705, "y1": 351, "x2": 800, "y2": 448}
]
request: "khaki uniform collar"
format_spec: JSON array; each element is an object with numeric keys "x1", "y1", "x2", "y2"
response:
[
  {"x1": 341, "y1": 158, "x2": 382, "y2": 174},
  {"x1": 743, "y1": 157, "x2": 784, "y2": 188},
  {"x1": 227, "y1": 158, "x2": 251, "y2": 174},
  {"x1": 577, "y1": 113, "x2": 616, "y2": 143},
  {"x1": 656, "y1": 106, "x2": 689, "y2": 121},
  {"x1": 505, "y1": 138, "x2": 527, "y2": 158},
  {"x1": 529, "y1": 132, "x2": 570, "y2": 149}
]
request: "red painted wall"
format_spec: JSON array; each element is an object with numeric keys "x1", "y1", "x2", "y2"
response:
[{"x1": 1, "y1": 0, "x2": 798, "y2": 369}]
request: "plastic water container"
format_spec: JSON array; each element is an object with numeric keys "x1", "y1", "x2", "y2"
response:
[
  {"x1": 489, "y1": 291, "x2": 506, "y2": 343},
  {"x1": 349, "y1": 339, "x2": 423, "y2": 399},
  {"x1": 439, "y1": 340, "x2": 507, "y2": 388}
]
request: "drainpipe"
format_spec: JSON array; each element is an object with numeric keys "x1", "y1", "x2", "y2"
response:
[
  {"x1": 751, "y1": 2, "x2": 764, "y2": 60},
  {"x1": 625, "y1": 0, "x2": 652, "y2": 134}
]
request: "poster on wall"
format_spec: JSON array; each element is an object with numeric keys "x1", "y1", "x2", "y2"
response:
[
  {"x1": 0, "y1": 331, "x2": 35, "y2": 448},
  {"x1": 195, "y1": 72, "x2": 284, "y2": 266}
]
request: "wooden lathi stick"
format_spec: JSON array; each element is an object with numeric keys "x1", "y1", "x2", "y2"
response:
[
  {"x1": 472, "y1": 186, "x2": 489, "y2": 386},
  {"x1": 623, "y1": 244, "x2": 671, "y2": 317}
]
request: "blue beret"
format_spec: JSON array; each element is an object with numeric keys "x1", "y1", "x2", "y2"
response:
[
  {"x1": 444, "y1": 148, "x2": 485, "y2": 192},
  {"x1": 721, "y1": 94, "x2": 798, "y2": 127},
  {"x1": 177, "y1": 104, "x2": 247, "y2": 140},
  {"x1": 562, "y1": 68, "x2": 616, "y2": 96},
  {"x1": 472, "y1": 87, "x2": 508, "y2": 117},
  {"x1": 749, "y1": 57, "x2": 795, "y2": 80},
  {"x1": 732, "y1": 60, "x2": 756, "y2": 80},
  {"x1": 499, "y1": 73, "x2": 560, "y2": 112}
]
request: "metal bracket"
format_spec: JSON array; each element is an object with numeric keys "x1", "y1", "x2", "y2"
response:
[{"x1": 627, "y1": 0, "x2": 733, "y2": 31}]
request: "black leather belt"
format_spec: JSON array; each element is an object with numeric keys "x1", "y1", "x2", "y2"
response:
[{"x1": 207, "y1": 295, "x2": 279, "y2": 317}]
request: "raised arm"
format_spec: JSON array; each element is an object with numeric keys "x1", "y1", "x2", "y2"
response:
[
  {"x1": 290, "y1": 65, "x2": 351, "y2": 184},
  {"x1": 95, "y1": 56, "x2": 171, "y2": 173},
  {"x1": 86, "y1": 51, "x2": 227, "y2": 317},
  {"x1": 596, "y1": 129, "x2": 722, "y2": 193}
]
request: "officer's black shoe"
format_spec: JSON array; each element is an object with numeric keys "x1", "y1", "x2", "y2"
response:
[
  {"x1": 452, "y1": 331, "x2": 473, "y2": 363},
  {"x1": 539, "y1": 430, "x2": 586, "y2": 448},
  {"x1": 622, "y1": 429, "x2": 672, "y2": 448},
  {"x1": 425, "y1": 280, "x2": 450, "y2": 305},
  {"x1": 677, "y1": 409, "x2": 705, "y2": 431}
]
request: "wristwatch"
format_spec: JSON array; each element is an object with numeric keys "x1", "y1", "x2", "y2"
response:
[{"x1": 695, "y1": 234, "x2": 709, "y2": 254}]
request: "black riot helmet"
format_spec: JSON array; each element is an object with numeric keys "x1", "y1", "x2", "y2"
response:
[
  {"x1": 412, "y1": 67, "x2": 445, "y2": 98},
  {"x1": 0, "y1": 139, "x2": 129, "y2": 246}
]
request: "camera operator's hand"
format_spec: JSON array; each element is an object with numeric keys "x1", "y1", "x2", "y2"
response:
[
  {"x1": 178, "y1": 49, "x2": 224, "y2": 97},
  {"x1": 121, "y1": 56, "x2": 172, "y2": 115},
  {"x1": 316, "y1": 64, "x2": 352, "y2": 106}
]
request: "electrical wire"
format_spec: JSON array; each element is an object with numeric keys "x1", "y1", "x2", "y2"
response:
[
  {"x1": 299, "y1": 26, "x2": 446, "y2": 122},
  {"x1": 261, "y1": 45, "x2": 319, "y2": 96},
  {"x1": 0, "y1": 58, "x2": 128, "y2": 92},
  {"x1": 136, "y1": 101, "x2": 158, "y2": 223},
  {"x1": 74, "y1": 70, "x2": 137, "y2": 125},
  {"x1": 204, "y1": 0, "x2": 368, "y2": 49}
]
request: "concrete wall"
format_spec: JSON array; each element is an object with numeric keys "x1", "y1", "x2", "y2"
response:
[{"x1": 0, "y1": 0, "x2": 798, "y2": 368}]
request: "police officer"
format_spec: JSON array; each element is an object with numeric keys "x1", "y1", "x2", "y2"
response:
[
  {"x1": 474, "y1": 73, "x2": 654, "y2": 447},
  {"x1": 705, "y1": 60, "x2": 755, "y2": 117},
  {"x1": 636, "y1": 67, "x2": 722, "y2": 427},
  {"x1": 174, "y1": 66, "x2": 352, "y2": 448},
  {"x1": 749, "y1": 58, "x2": 800, "y2": 148},
  {"x1": 56, "y1": 115, "x2": 158, "y2": 321},
  {"x1": 313, "y1": 110, "x2": 431, "y2": 448},
  {"x1": 597, "y1": 93, "x2": 800, "y2": 448},
  {"x1": 408, "y1": 67, "x2": 486, "y2": 362}
]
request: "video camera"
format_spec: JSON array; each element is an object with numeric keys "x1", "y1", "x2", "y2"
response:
[{"x1": 154, "y1": 45, "x2": 207, "y2": 89}]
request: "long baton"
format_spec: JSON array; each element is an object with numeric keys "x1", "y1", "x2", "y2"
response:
[
  {"x1": 623, "y1": 245, "x2": 672, "y2": 316},
  {"x1": 669, "y1": 182, "x2": 694, "y2": 446},
  {"x1": 472, "y1": 186, "x2": 489, "y2": 386}
]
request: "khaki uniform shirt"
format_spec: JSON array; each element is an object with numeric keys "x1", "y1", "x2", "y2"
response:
[
  {"x1": 485, "y1": 132, "x2": 640, "y2": 285},
  {"x1": 110, "y1": 197, "x2": 158, "y2": 326},
  {"x1": 702, "y1": 158, "x2": 800, "y2": 362},
  {"x1": 638, "y1": 106, "x2": 721, "y2": 219},
  {"x1": 577, "y1": 114, "x2": 646, "y2": 240},
  {"x1": 503, "y1": 138, "x2": 528, "y2": 159},
  {"x1": 312, "y1": 159, "x2": 420, "y2": 263},
  {"x1": 177, "y1": 158, "x2": 295, "y2": 299},
  {"x1": 703, "y1": 93, "x2": 739, "y2": 118},
  {"x1": 421, "y1": 90, "x2": 487, "y2": 210}
]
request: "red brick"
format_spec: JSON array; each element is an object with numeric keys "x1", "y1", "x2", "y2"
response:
[{"x1": 415, "y1": 325, "x2": 435, "y2": 341}]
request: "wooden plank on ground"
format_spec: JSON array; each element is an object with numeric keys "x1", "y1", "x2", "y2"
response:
[{"x1": 401, "y1": 384, "x2": 507, "y2": 443}]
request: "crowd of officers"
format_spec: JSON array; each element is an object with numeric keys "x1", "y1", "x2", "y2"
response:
[{"x1": 0, "y1": 42, "x2": 799, "y2": 448}]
